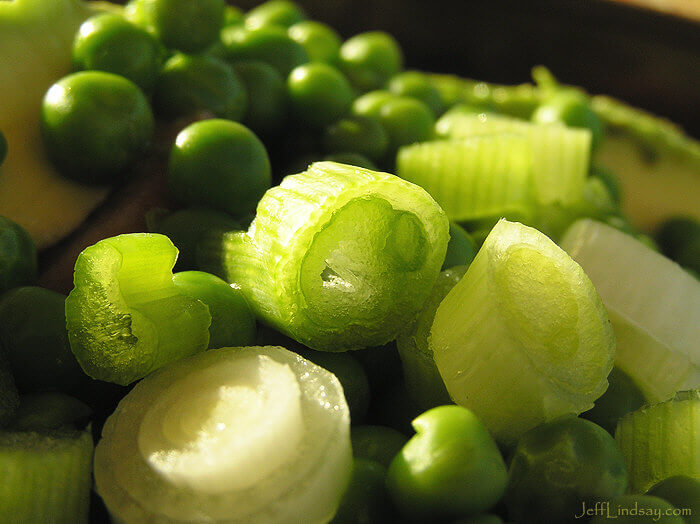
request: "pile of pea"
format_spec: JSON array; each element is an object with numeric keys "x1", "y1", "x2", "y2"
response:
[{"x1": 0, "y1": 0, "x2": 698, "y2": 522}]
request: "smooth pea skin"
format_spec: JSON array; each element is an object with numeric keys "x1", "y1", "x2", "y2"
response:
[
  {"x1": 323, "y1": 115, "x2": 389, "y2": 161},
  {"x1": 232, "y1": 60, "x2": 287, "y2": 136},
  {"x1": 288, "y1": 20, "x2": 342, "y2": 64},
  {"x1": 505, "y1": 416, "x2": 628, "y2": 524},
  {"x1": 339, "y1": 31, "x2": 403, "y2": 92},
  {"x1": 41, "y1": 71, "x2": 154, "y2": 185},
  {"x1": 351, "y1": 90, "x2": 396, "y2": 119},
  {"x1": 244, "y1": 0, "x2": 306, "y2": 29},
  {"x1": 590, "y1": 495, "x2": 685, "y2": 524},
  {"x1": 168, "y1": 119, "x2": 271, "y2": 215},
  {"x1": 377, "y1": 96, "x2": 435, "y2": 154},
  {"x1": 0, "y1": 217, "x2": 37, "y2": 294},
  {"x1": 72, "y1": 13, "x2": 163, "y2": 92},
  {"x1": 387, "y1": 71, "x2": 446, "y2": 117},
  {"x1": 287, "y1": 63, "x2": 354, "y2": 129},
  {"x1": 331, "y1": 459, "x2": 396, "y2": 524},
  {"x1": 351, "y1": 425, "x2": 408, "y2": 468},
  {"x1": 172, "y1": 271, "x2": 256, "y2": 349},
  {"x1": 646, "y1": 476, "x2": 700, "y2": 523},
  {"x1": 387, "y1": 405, "x2": 508, "y2": 521},
  {"x1": 0, "y1": 129, "x2": 7, "y2": 166},
  {"x1": 532, "y1": 89, "x2": 604, "y2": 150},
  {"x1": 153, "y1": 53, "x2": 248, "y2": 121}
]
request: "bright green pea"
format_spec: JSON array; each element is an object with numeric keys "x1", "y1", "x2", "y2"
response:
[
  {"x1": 220, "y1": 25, "x2": 309, "y2": 77},
  {"x1": 172, "y1": 271, "x2": 256, "y2": 349},
  {"x1": 127, "y1": 0, "x2": 224, "y2": 53},
  {"x1": 646, "y1": 476, "x2": 700, "y2": 522},
  {"x1": 443, "y1": 222, "x2": 477, "y2": 270},
  {"x1": 339, "y1": 31, "x2": 403, "y2": 93},
  {"x1": 13, "y1": 393, "x2": 91, "y2": 431},
  {"x1": 532, "y1": 89, "x2": 604, "y2": 150},
  {"x1": 351, "y1": 90, "x2": 396, "y2": 119},
  {"x1": 244, "y1": 0, "x2": 306, "y2": 29},
  {"x1": 506, "y1": 416, "x2": 628, "y2": 524},
  {"x1": 323, "y1": 115, "x2": 389, "y2": 161},
  {"x1": 0, "y1": 129, "x2": 7, "y2": 166},
  {"x1": 148, "y1": 207, "x2": 241, "y2": 271},
  {"x1": 153, "y1": 53, "x2": 248, "y2": 121},
  {"x1": 387, "y1": 405, "x2": 508, "y2": 520},
  {"x1": 324, "y1": 152, "x2": 377, "y2": 170},
  {"x1": 655, "y1": 216, "x2": 700, "y2": 274},
  {"x1": 72, "y1": 13, "x2": 163, "y2": 92},
  {"x1": 0, "y1": 217, "x2": 37, "y2": 294},
  {"x1": 387, "y1": 71, "x2": 446, "y2": 117},
  {"x1": 41, "y1": 71, "x2": 154, "y2": 185},
  {"x1": 0, "y1": 287, "x2": 85, "y2": 393},
  {"x1": 223, "y1": 5, "x2": 244, "y2": 27},
  {"x1": 377, "y1": 96, "x2": 435, "y2": 153},
  {"x1": 351, "y1": 425, "x2": 408, "y2": 468},
  {"x1": 590, "y1": 495, "x2": 685, "y2": 524},
  {"x1": 582, "y1": 366, "x2": 647, "y2": 435},
  {"x1": 168, "y1": 119, "x2": 271, "y2": 215},
  {"x1": 288, "y1": 20, "x2": 341, "y2": 64},
  {"x1": 287, "y1": 62, "x2": 354, "y2": 129},
  {"x1": 331, "y1": 459, "x2": 396, "y2": 524},
  {"x1": 232, "y1": 60, "x2": 287, "y2": 136}
]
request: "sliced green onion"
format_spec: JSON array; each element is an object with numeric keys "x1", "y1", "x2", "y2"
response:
[
  {"x1": 65, "y1": 233, "x2": 211, "y2": 385},
  {"x1": 199, "y1": 161, "x2": 449, "y2": 351},
  {"x1": 94, "y1": 345, "x2": 351, "y2": 523},
  {"x1": 430, "y1": 219, "x2": 615, "y2": 444},
  {"x1": 615, "y1": 390, "x2": 699, "y2": 493},
  {"x1": 560, "y1": 219, "x2": 700, "y2": 401}
]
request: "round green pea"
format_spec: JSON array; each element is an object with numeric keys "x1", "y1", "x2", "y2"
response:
[
  {"x1": 378, "y1": 96, "x2": 435, "y2": 152},
  {"x1": 590, "y1": 495, "x2": 685, "y2": 524},
  {"x1": 0, "y1": 129, "x2": 7, "y2": 166},
  {"x1": 646, "y1": 476, "x2": 700, "y2": 522},
  {"x1": 287, "y1": 62, "x2": 354, "y2": 129},
  {"x1": 72, "y1": 13, "x2": 163, "y2": 92},
  {"x1": 582, "y1": 366, "x2": 647, "y2": 435},
  {"x1": 172, "y1": 271, "x2": 256, "y2": 349},
  {"x1": 168, "y1": 119, "x2": 271, "y2": 215},
  {"x1": 0, "y1": 216, "x2": 37, "y2": 294},
  {"x1": 323, "y1": 115, "x2": 389, "y2": 161},
  {"x1": 153, "y1": 53, "x2": 248, "y2": 121},
  {"x1": 532, "y1": 89, "x2": 604, "y2": 150},
  {"x1": 41, "y1": 71, "x2": 154, "y2": 184},
  {"x1": 351, "y1": 90, "x2": 396, "y2": 119},
  {"x1": 387, "y1": 71, "x2": 446, "y2": 117},
  {"x1": 331, "y1": 459, "x2": 396, "y2": 524},
  {"x1": 244, "y1": 0, "x2": 305, "y2": 29},
  {"x1": 339, "y1": 31, "x2": 403, "y2": 92},
  {"x1": 324, "y1": 152, "x2": 377, "y2": 170},
  {"x1": 351, "y1": 425, "x2": 408, "y2": 468},
  {"x1": 231, "y1": 60, "x2": 287, "y2": 136},
  {"x1": 288, "y1": 20, "x2": 341, "y2": 64}
]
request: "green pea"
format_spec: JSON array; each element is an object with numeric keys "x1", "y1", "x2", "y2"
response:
[
  {"x1": 443, "y1": 222, "x2": 477, "y2": 270},
  {"x1": 387, "y1": 71, "x2": 446, "y2": 117},
  {"x1": 655, "y1": 216, "x2": 700, "y2": 274},
  {"x1": 323, "y1": 115, "x2": 389, "y2": 161},
  {"x1": 220, "y1": 25, "x2": 309, "y2": 77},
  {"x1": 351, "y1": 90, "x2": 396, "y2": 119},
  {"x1": 582, "y1": 366, "x2": 647, "y2": 435},
  {"x1": 13, "y1": 393, "x2": 91, "y2": 431},
  {"x1": 387, "y1": 405, "x2": 508, "y2": 520},
  {"x1": 223, "y1": 5, "x2": 244, "y2": 27},
  {"x1": 72, "y1": 13, "x2": 163, "y2": 92},
  {"x1": 287, "y1": 62, "x2": 354, "y2": 129},
  {"x1": 377, "y1": 96, "x2": 435, "y2": 153},
  {"x1": 324, "y1": 152, "x2": 377, "y2": 170},
  {"x1": 41, "y1": 71, "x2": 154, "y2": 185},
  {"x1": 331, "y1": 459, "x2": 396, "y2": 524},
  {"x1": 148, "y1": 207, "x2": 241, "y2": 271},
  {"x1": 0, "y1": 129, "x2": 7, "y2": 166},
  {"x1": 153, "y1": 53, "x2": 248, "y2": 121},
  {"x1": 168, "y1": 119, "x2": 271, "y2": 216},
  {"x1": 172, "y1": 271, "x2": 256, "y2": 349},
  {"x1": 231, "y1": 60, "x2": 287, "y2": 136},
  {"x1": 244, "y1": 0, "x2": 306, "y2": 29},
  {"x1": 351, "y1": 425, "x2": 408, "y2": 468},
  {"x1": 0, "y1": 217, "x2": 37, "y2": 294},
  {"x1": 0, "y1": 287, "x2": 85, "y2": 393},
  {"x1": 532, "y1": 89, "x2": 604, "y2": 150},
  {"x1": 646, "y1": 476, "x2": 700, "y2": 523},
  {"x1": 590, "y1": 495, "x2": 685, "y2": 524},
  {"x1": 288, "y1": 20, "x2": 341, "y2": 64},
  {"x1": 126, "y1": 0, "x2": 224, "y2": 53},
  {"x1": 339, "y1": 31, "x2": 403, "y2": 93},
  {"x1": 505, "y1": 416, "x2": 628, "y2": 524}
]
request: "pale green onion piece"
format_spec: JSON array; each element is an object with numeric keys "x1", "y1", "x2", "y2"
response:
[
  {"x1": 0, "y1": 428, "x2": 93, "y2": 523},
  {"x1": 94, "y1": 345, "x2": 351, "y2": 523},
  {"x1": 199, "y1": 161, "x2": 449, "y2": 351},
  {"x1": 430, "y1": 219, "x2": 615, "y2": 445},
  {"x1": 615, "y1": 390, "x2": 699, "y2": 493},
  {"x1": 396, "y1": 135, "x2": 534, "y2": 222},
  {"x1": 560, "y1": 219, "x2": 700, "y2": 401}
]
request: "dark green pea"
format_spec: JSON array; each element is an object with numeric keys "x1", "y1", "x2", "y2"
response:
[
  {"x1": 220, "y1": 25, "x2": 309, "y2": 77},
  {"x1": 646, "y1": 476, "x2": 700, "y2": 523},
  {"x1": 172, "y1": 271, "x2": 256, "y2": 349},
  {"x1": 148, "y1": 207, "x2": 241, "y2": 271},
  {"x1": 287, "y1": 62, "x2": 354, "y2": 129},
  {"x1": 323, "y1": 115, "x2": 389, "y2": 161},
  {"x1": 532, "y1": 89, "x2": 604, "y2": 150},
  {"x1": 443, "y1": 222, "x2": 477, "y2": 270},
  {"x1": 655, "y1": 217, "x2": 700, "y2": 274},
  {"x1": 0, "y1": 129, "x2": 7, "y2": 166},
  {"x1": 0, "y1": 217, "x2": 37, "y2": 294},
  {"x1": 153, "y1": 53, "x2": 247, "y2": 121},
  {"x1": 590, "y1": 165, "x2": 622, "y2": 205},
  {"x1": 331, "y1": 459, "x2": 396, "y2": 524},
  {"x1": 288, "y1": 20, "x2": 341, "y2": 64},
  {"x1": 582, "y1": 366, "x2": 647, "y2": 435},
  {"x1": 127, "y1": 0, "x2": 224, "y2": 53},
  {"x1": 0, "y1": 287, "x2": 86, "y2": 393},
  {"x1": 41, "y1": 71, "x2": 154, "y2": 185},
  {"x1": 223, "y1": 5, "x2": 244, "y2": 27},
  {"x1": 13, "y1": 393, "x2": 91, "y2": 431},
  {"x1": 72, "y1": 13, "x2": 163, "y2": 92},
  {"x1": 244, "y1": 0, "x2": 305, "y2": 29},
  {"x1": 168, "y1": 119, "x2": 271, "y2": 215},
  {"x1": 324, "y1": 152, "x2": 377, "y2": 170},
  {"x1": 506, "y1": 416, "x2": 628, "y2": 524},
  {"x1": 590, "y1": 495, "x2": 685, "y2": 524},
  {"x1": 339, "y1": 31, "x2": 403, "y2": 93},
  {"x1": 351, "y1": 90, "x2": 396, "y2": 119},
  {"x1": 387, "y1": 71, "x2": 446, "y2": 117},
  {"x1": 377, "y1": 96, "x2": 435, "y2": 153},
  {"x1": 351, "y1": 425, "x2": 408, "y2": 467},
  {"x1": 231, "y1": 60, "x2": 287, "y2": 136}
]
